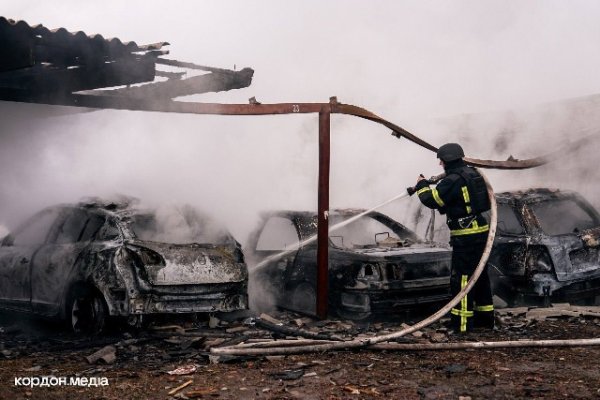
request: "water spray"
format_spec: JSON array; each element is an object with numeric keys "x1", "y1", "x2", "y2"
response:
[
  {"x1": 251, "y1": 172, "x2": 445, "y2": 271},
  {"x1": 250, "y1": 189, "x2": 414, "y2": 272}
]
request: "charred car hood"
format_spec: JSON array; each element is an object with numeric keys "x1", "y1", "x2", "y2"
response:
[
  {"x1": 126, "y1": 240, "x2": 247, "y2": 285},
  {"x1": 336, "y1": 244, "x2": 451, "y2": 262}
]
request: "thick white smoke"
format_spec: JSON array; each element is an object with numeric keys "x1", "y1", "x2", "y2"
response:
[{"x1": 3, "y1": 1, "x2": 600, "y2": 311}]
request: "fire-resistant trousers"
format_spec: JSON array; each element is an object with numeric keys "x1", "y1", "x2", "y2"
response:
[{"x1": 449, "y1": 240, "x2": 495, "y2": 333}]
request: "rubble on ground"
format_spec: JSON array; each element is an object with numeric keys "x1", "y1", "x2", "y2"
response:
[
  {"x1": 2, "y1": 305, "x2": 600, "y2": 398},
  {"x1": 2, "y1": 304, "x2": 600, "y2": 364}
]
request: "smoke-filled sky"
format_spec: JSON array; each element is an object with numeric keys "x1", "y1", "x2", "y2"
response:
[{"x1": 2, "y1": 1, "x2": 600, "y2": 242}]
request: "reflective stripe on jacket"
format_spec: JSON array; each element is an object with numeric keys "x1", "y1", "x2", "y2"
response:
[{"x1": 415, "y1": 160, "x2": 489, "y2": 238}]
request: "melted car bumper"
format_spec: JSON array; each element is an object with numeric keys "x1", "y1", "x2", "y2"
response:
[
  {"x1": 338, "y1": 279, "x2": 451, "y2": 314},
  {"x1": 128, "y1": 292, "x2": 248, "y2": 314}
]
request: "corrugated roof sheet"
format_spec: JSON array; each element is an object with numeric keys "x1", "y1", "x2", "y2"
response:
[
  {"x1": 0, "y1": 16, "x2": 254, "y2": 100},
  {"x1": 0, "y1": 16, "x2": 168, "y2": 68}
]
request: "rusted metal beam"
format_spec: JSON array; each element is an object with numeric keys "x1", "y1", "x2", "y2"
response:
[
  {"x1": 0, "y1": 90, "x2": 329, "y2": 115},
  {"x1": 317, "y1": 109, "x2": 331, "y2": 319},
  {"x1": 328, "y1": 102, "x2": 597, "y2": 170},
  {"x1": 463, "y1": 135, "x2": 594, "y2": 169},
  {"x1": 331, "y1": 102, "x2": 438, "y2": 152},
  {"x1": 0, "y1": 91, "x2": 592, "y2": 171}
]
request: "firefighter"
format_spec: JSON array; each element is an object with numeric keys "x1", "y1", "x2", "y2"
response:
[{"x1": 412, "y1": 143, "x2": 494, "y2": 333}]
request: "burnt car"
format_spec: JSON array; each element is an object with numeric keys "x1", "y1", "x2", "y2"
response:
[
  {"x1": 0, "y1": 200, "x2": 248, "y2": 333},
  {"x1": 247, "y1": 209, "x2": 452, "y2": 319},
  {"x1": 489, "y1": 188, "x2": 600, "y2": 306}
]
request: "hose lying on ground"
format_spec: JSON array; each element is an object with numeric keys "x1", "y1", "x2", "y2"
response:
[
  {"x1": 212, "y1": 170, "x2": 498, "y2": 356},
  {"x1": 367, "y1": 338, "x2": 600, "y2": 351},
  {"x1": 216, "y1": 337, "x2": 600, "y2": 352}
]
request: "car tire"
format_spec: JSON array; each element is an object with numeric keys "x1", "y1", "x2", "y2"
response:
[
  {"x1": 290, "y1": 282, "x2": 317, "y2": 316},
  {"x1": 67, "y1": 285, "x2": 108, "y2": 335}
]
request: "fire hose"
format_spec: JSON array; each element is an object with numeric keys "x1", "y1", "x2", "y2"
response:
[
  {"x1": 213, "y1": 171, "x2": 600, "y2": 356},
  {"x1": 212, "y1": 169, "x2": 498, "y2": 356}
]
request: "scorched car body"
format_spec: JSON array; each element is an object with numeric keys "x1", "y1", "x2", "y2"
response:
[
  {"x1": 489, "y1": 188, "x2": 600, "y2": 306},
  {"x1": 248, "y1": 209, "x2": 451, "y2": 319},
  {"x1": 0, "y1": 200, "x2": 248, "y2": 333}
]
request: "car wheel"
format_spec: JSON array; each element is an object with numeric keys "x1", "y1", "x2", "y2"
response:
[
  {"x1": 68, "y1": 286, "x2": 107, "y2": 335},
  {"x1": 290, "y1": 282, "x2": 316, "y2": 316}
]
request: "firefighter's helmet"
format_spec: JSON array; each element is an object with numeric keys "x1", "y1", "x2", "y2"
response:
[{"x1": 437, "y1": 143, "x2": 465, "y2": 162}]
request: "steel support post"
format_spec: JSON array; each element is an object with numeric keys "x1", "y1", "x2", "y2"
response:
[{"x1": 316, "y1": 109, "x2": 331, "y2": 319}]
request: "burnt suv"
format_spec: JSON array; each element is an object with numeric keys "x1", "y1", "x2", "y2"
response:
[
  {"x1": 489, "y1": 188, "x2": 600, "y2": 306},
  {"x1": 0, "y1": 199, "x2": 248, "y2": 333},
  {"x1": 247, "y1": 209, "x2": 452, "y2": 319}
]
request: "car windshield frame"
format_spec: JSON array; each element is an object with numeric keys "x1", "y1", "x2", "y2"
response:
[
  {"x1": 530, "y1": 197, "x2": 600, "y2": 236},
  {"x1": 301, "y1": 212, "x2": 421, "y2": 249},
  {"x1": 327, "y1": 214, "x2": 406, "y2": 249}
]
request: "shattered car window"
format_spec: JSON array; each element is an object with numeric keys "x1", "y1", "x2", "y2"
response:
[
  {"x1": 256, "y1": 216, "x2": 299, "y2": 251},
  {"x1": 497, "y1": 204, "x2": 525, "y2": 235},
  {"x1": 532, "y1": 199, "x2": 598, "y2": 235},
  {"x1": 330, "y1": 215, "x2": 400, "y2": 248},
  {"x1": 128, "y1": 205, "x2": 230, "y2": 245}
]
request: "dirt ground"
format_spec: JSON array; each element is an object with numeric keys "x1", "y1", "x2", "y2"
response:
[{"x1": 1, "y1": 306, "x2": 600, "y2": 400}]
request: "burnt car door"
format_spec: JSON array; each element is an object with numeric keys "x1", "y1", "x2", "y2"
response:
[
  {"x1": 0, "y1": 208, "x2": 59, "y2": 311},
  {"x1": 30, "y1": 208, "x2": 104, "y2": 316},
  {"x1": 252, "y1": 215, "x2": 302, "y2": 294}
]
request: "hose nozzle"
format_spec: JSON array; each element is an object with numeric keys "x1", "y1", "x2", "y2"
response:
[
  {"x1": 428, "y1": 173, "x2": 446, "y2": 184},
  {"x1": 407, "y1": 173, "x2": 447, "y2": 196}
]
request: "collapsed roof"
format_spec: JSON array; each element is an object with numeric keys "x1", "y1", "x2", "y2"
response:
[{"x1": 0, "y1": 17, "x2": 254, "y2": 101}]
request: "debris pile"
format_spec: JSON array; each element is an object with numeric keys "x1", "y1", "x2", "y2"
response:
[
  {"x1": 0, "y1": 304, "x2": 599, "y2": 363},
  {"x1": 1, "y1": 304, "x2": 600, "y2": 398}
]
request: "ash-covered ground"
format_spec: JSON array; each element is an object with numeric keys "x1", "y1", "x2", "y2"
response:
[{"x1": 1, "y1": 305, "x2": 600, "y2": 399}]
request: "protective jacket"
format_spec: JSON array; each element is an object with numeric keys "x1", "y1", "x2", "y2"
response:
[{"x1": 414, "y1": 159, "x2": 489, "y2": 245}]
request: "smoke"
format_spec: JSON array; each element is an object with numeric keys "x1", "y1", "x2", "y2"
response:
[
  {"x1": 0, "y1": 102, "x2": 319, "y2": 235},
  {"x1": 433, "y1": 97, "x2": 600, "y2": 208},
  {"x1": 128, "y1": 204, "x2": 231, "y2": 245},
  {"x1": 3, "y1": 1, "x2": 600, "y2": 312}
]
